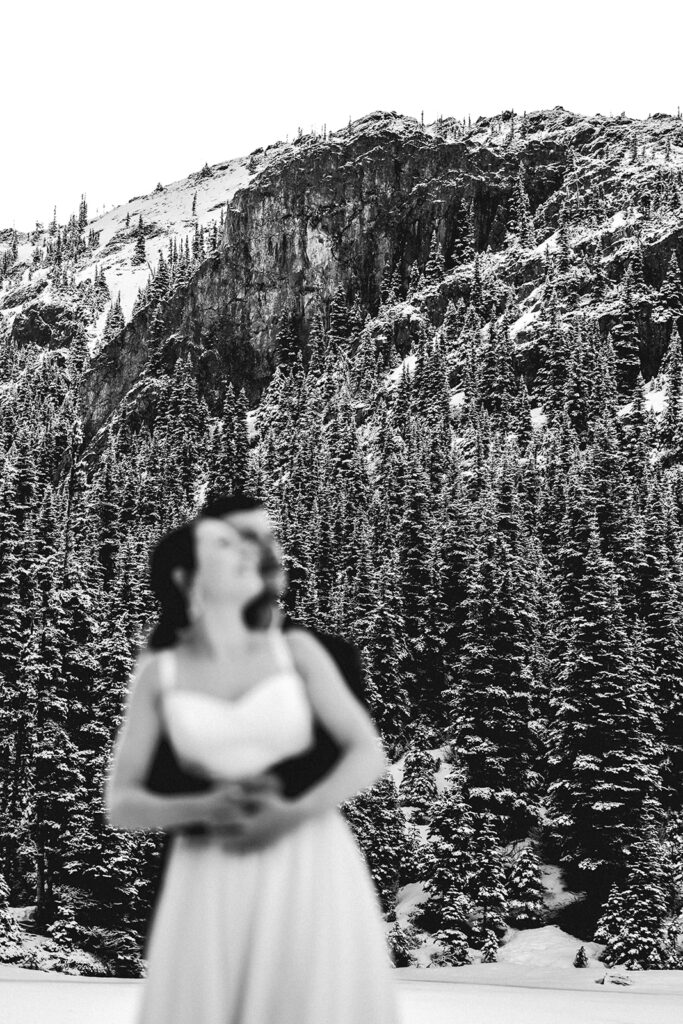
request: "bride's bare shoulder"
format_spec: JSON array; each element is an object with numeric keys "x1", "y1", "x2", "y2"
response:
[
  {"x1": 281, "y1": 625, "x2": 316, "y2": 651},
  {"x1": 127, "y1": 647, "x2": 168, "y2": 700},
  {"x1": 282, "y1": 628, "x2": 340, "y2": 679}
]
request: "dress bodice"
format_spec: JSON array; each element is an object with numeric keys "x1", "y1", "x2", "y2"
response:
[{"x1": 157, "y1": 631, "x2": 315, "y2": 781}]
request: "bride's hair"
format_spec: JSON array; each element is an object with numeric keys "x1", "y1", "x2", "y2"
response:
[{"x1": 144, "y1": 493, "x2": 279, "y2": 650}]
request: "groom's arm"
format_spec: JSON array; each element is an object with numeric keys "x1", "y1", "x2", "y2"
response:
[
  {"x1": 281, "y1": 615, "x2": 366, "y2": 701},
  {"x1": 270, "y1": 616, "x2": 368, "y2": 798}
]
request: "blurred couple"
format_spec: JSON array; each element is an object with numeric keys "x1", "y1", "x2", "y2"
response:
[{"x1": 105, "y1": 492, "x2": 400, "y2": 1024}]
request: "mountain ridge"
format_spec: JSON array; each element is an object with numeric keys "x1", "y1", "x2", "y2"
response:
[{"x1": 1, "y1": 105, "x2": 683, "y2": 451}]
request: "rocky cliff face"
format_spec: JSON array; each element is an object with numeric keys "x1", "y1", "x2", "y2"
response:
[
  {"x1": 81, "y1": 110, "x2": 566, "y2": 440},
  {"x1": 4, "y1": 107, "x2": 683, "y2": 446}
]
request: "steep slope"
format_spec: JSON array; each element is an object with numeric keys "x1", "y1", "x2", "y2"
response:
[
  {"x1": 2, "y1": 105, "x2": 683, "y2": 448},
  {"x1": 73, "y1": 107, "x2": 683, "y2": 443},
  {"x1": 1, "y1": 152, "x2": 261, "y2": 325}
]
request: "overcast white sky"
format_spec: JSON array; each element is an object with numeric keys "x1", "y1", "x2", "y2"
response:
[{"x1": 2, "y1": 0, "x2": 680, "y2": 230}]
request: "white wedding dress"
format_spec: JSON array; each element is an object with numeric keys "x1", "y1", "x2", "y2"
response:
[{"x1": 136, "y1": 629, "x2": 400, "y2": 1024}]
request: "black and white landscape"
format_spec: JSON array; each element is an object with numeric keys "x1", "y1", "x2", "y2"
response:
[{"x1": 1, "y1": 104, "x2": 683, "y2": 1020}]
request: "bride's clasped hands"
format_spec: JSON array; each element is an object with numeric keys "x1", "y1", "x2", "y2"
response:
[{"x1": 198, "y1": 771, "x2": 307, "y2": 851}]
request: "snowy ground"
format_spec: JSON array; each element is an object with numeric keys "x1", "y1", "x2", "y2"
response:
[
  {"x1": 2, "y1": 957, "x2": 682, "y2": 1024},
  {"x1": 396, "y1": 964, "x2": 683, "y2": 1024},
  {"x1": 4, "y1": 746, "x2": 681, "y2": 1022},
  {"x1": 3, "y1": 888, "x2": 682, "y2": 1024}
]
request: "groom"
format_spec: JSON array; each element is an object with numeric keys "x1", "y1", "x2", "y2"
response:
[
  {"x1": 143, "y1": 494, "x2": 367, "y2": 946},
  {"x1": 200, "y1": 493, "x2": 368, "y2": 799}
]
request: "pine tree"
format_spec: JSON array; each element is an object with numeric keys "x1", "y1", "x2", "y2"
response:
[
  {"x1": 340, "y1": 772, "x2": 411, "y2": 918},
  {"x1": 150, "y1": 253, "x2": 170, "y2": 302},
  {"x1": 629, "y1": 241, "x2": 647, "y2": 292},
  {"x1": 0, "y1": 871, "x2": 22, "y2": 950},
  {"x1": 102, "y1": 294, "x2": 125, "y2": 344},
  {"x1": 396, "y1": 458, "x2": 448, "y2": 720},
  {"x1": 399, "y1": 743, "x2": 438, "y2": 822},
  {"x1": 327, "y1": 284, "x2": 351, "y2": 351},
  {"x1": 131, "y1": 219, "x2": 146, "y2": 267},
  {"x1": 433, "y1": 924, "x2": 472, "y2": 965},
  {"x1": 547, "y1": 520, "x2": 663, "y2": 885},
  {"x1": 588, "y1": 414, "x2": 636, "y2": 567},
  {"x1": 378, "y1": 259, "x2": 395, "y2": 306},
  {"x1": 275, "y1": 305, "x2": 299, "y2": 365},
  {"x1": 594, "y1": 801, "x2": 680, "y2": 969},
  {"x1": 0, "y1": 470, "x2": 31, "y2": 899},
  {"x1": 609, "y1": 300, "x2": 641, "y2": 402},
  {"x1": 28, "y1": 493, "x2": 87, "y2": 927},
  {"x1": 623, "y1": 372, "x2": 652, "y2": 480},
  {"x1": 480, "y1": 929, "x2": 499, "y2": 962},
  {"x1": 556, "y1": 199, "x2": 571, "y2": 273},
  {"x1": 509, "y1": 167, "x2": 536, "y2": 248},
  {"x1": 478, "y1": 315, "x2": 519, "y2": 429},
  {"x1": 661, "y1": 331, "x2": 683, "y2": 451},
  {"x1": 422, "y1": 777, "x2": 477, "y2": 929},
  {"x1": 449, "y1": 510, "x2": 534, "y2": 836},
  {"x1": 563, "y1": 325, "x2": 592, "y2": 434},
  {"x1": 656, "y1": 251, "x2": 683, "y2": 323},
  {"x1": 451, "y1": 194, "x2": 475, "y2": 265},
  {"x1": 205, "y1": 383, "x2": 239, "y2": 502},
  {"x1": 424, "y1": 228, "x2": 446, "y2": 282},
  {"x1": 89, "y1": 439, "x2": 122, "y2": 587},
  {"x1": 94, "y1": 264, "x2": 110, "y2": 306},
  {"x1": 506, "y1": 846, "x2": 546, "y2": 927},
  {"x1": 440, "y1": 298, "x2": 465, "y2": 377},
  {"x1": 363, "y1": 546, "x2": 411, "y2": 757},
  {"x1": 635, "y1": 478, "x2": 683, "y2": 808},
  {"x1": 387, "y1": 919, "x2": 420, "y2": 966},
  {"x1": 467, "y1": 812, "x2": 509, "y2": 943},
  {"x1": 535, "y1": 292, "x2": 570, "y2": 421},
  {"x1": 574, "y1": 945, "x2": 589, "y2": 967},
  {"x1": 67, "y1": 329, "x2": 90, "y2": 377},
  {"x1": 470, "y1": 253, "x2": 484, "y2": 311}
]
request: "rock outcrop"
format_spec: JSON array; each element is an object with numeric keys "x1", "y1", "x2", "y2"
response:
[
  {"x1": 81, "y1": 110, "x2": 567, "y2": 439},
  {"x1": 4, "y1": 106, "x2": 683, "y2": 445}
]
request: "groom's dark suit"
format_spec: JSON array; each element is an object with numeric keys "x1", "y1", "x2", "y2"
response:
[{"x1": 142, "y1": 618, "x2": 365, "y2": 951}]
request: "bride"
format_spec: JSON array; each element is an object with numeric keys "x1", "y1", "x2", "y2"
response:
[{"x1": 104, "y1": 497, "x2": 400, "y2": 1024}]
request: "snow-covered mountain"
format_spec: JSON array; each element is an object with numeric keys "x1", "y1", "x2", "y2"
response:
[
  {"x1": 3, "y1": 106, "x2": 683, "y2": 450},
  {"x1": 74, "y1": 156, "x2": 256, "y2": 322},
  {"x1": 0, "y1": 141, "x2": 281, "y2": 339}
]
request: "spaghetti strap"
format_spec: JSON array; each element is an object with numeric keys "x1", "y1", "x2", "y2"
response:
[
  {"x1": 157, "y1": 649, "x2": 176, "y2": 694},
  {"x1": 268, "y1": 618, "x2": 296, "y2": 673}
]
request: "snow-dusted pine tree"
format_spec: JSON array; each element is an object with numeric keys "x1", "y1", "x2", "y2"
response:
[
  {"x1": 506, "y1": 846, "x2": 546, "y2": 927},
  {"x1": 399, "y1": 742, "x2": 438, "y2": 822},
  {"x1": 594, "y1": 801, "x2": 681, "y2": 969}
]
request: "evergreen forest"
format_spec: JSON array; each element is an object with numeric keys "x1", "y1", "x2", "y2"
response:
[{"x1": 1, "y1": 108, "x2": 683, "y2": 976}]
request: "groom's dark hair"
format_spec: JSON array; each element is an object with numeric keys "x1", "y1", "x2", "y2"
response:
[{"x1": 200, "y1": 492, "x2": 265, "y2": 517}]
